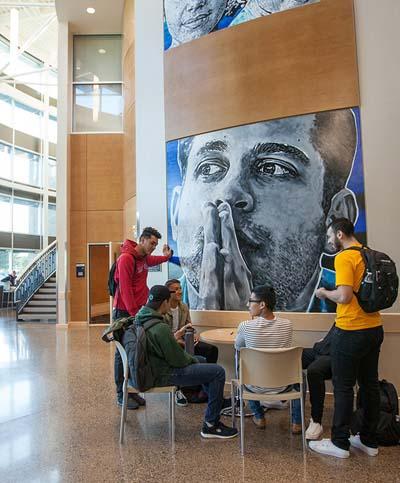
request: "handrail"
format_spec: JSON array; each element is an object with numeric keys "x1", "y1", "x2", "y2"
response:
[{"x1": 14, "y1": 241, "x2": 57, "y2": 316}]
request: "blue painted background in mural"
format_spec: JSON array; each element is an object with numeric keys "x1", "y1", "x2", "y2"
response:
[
  {"x1": 164, "y1": 0, "x2": 319, "y2": 51},
  {"x1": 166, "y1": 108, "x2": 367, "y2": 313}
]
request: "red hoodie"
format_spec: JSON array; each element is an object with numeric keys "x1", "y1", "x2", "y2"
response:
[{"x1": 113, "y1": 239, "x2": 169, "y2": 316}]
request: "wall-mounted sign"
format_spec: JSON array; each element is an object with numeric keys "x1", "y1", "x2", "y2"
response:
[{"x1": 76, "y1": 263, "x2": 85, "y2": 278}]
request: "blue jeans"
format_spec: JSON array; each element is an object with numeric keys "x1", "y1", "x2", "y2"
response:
[
  {"x1": 166, "y1": 363, "x2": 225, "y2": 425},
  {"x1": 248, "y1": 386, "x2": 301, "y2": 424}
]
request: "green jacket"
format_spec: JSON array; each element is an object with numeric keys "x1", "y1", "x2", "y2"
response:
[
  {"x1": 136, "y1": 306, "x2": 197, "y2": 386},
  {"x1": 164, "y1": 301, "x2": 191, "y2": 332}
]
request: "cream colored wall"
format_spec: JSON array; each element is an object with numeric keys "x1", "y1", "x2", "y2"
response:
[{"x1": 354, "y1": 0, "x2": 400, "y2": 313}]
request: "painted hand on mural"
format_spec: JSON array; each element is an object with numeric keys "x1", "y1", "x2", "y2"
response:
[{"x1": 198, "y1": 201, "x2": 252, "y2": 310}]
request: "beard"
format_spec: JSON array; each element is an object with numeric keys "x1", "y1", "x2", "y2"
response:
[{"x1": 178, "y1": 217, "x2": 325, "y2": 311}]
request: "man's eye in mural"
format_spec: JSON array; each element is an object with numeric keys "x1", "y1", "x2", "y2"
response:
[
  {"x1": 254, "y1": 158, "x2": 299, "y2": 179},
  {"x1": 194, "y1": 159, "x2": 228, "y2": 181}
]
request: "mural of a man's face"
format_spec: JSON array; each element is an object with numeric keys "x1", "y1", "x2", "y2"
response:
[
  {"x1": 249, "y1": 0, "x2": 313, "y2": 15},
  {"x1": 165, "y1": 0, "x2": 227, "y2": 46},
  {"x1": 171, "y1": 114, "x2": 355, "y2": 310}
]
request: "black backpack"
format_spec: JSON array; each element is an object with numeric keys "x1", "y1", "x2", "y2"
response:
[
  {"x1": 108, "y1": 254, "x2": 135, "y2": 297},
  {"x1": 101, "y1": 316, "x2": 134, "y2": 343},
  {"x1": 121, "y1": 319, "x2": 161, "y2": 392},
  {"x1": 346, "y1": 246, "x2": 398, "y2": 313},
  {"x1": 352, "y1": 379, "x2": 400, "y2": 446}
]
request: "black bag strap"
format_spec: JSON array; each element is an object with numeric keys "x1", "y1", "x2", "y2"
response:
[{"x1": 142, "y1": 318, "x2": 162, "y2": 331}]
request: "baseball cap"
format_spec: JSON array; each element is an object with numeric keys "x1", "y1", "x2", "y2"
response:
[{"x1": 147, "y1": 285, "x2": 171, "y2": 307}]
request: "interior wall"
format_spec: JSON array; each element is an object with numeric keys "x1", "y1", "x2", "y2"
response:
[
  {"x1": 354, "y1": 0, "x2": 400, "y2": 312},
  {"x1": 69, "y1": 134, "x2": 123, "y2": 322}
]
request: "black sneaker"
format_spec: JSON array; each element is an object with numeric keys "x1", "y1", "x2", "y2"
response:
[
  {"x1": 175, "y1": 390, "x2": 188, "y2": 407},
  {"x1": 132, "y1": 393, "x2": 146, "y2": 406},
  {"x1": 200, "y1": 421, "x2": 238, "y2": 439},
  {"x1": 117, "y1": 394, "x2": 139, "y2": 410}
]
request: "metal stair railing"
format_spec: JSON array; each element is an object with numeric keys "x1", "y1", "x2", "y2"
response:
[{"x1": 14, "y1": 241, "x2": 57, "y2": 318}]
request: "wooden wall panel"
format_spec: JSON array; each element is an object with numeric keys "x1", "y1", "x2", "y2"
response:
[
  {"x1": 123, "y1": 196, "x2": 136, "y2": 240},
  {"x1": 70, "y1": 135, "x2": 87, "y2": 211},
  {"x1": 122, "y1": 0, "x2": 134, "y2": 61},
  {"x1": 164, "y1": 0, "x2": 359, "y2": 141},
  {"x1": 87, "y1": 211, "x2": 123, "y2": 243},
  {"x1": 70, "y1": 211, "x2": 86, "y2": 248},
  {"x1": 123, "y1": 43, "x2": 135, "y2": 113},
  {"x1": 123, "y1": 105, "x2": 136, "y2": 201},
  {"x1": 86, "y1": 134, "x2": 123, "y2": 211},
  {"x1": 69, "y1": 246, "x2": 87, "y2": 322}
]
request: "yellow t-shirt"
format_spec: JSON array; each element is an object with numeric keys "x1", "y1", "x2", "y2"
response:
[{"x1": 335, "y1": 243, "x2": 382, "y2": 331}]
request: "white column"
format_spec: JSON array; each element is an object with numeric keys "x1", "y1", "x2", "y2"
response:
[
  {"x1": 135, "y1": 0, "x2": 167, "y2": 285},
  {"x1": 56, "y1": 21, "x2": 70, "y2": 325}
]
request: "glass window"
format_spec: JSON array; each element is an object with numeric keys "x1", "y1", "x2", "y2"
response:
[
  {"x1": 73, "y1": 84, "x2": 123, "y2": 132},
  {"x1": 0, "y1": 194, "x2": 12, "y2": 232},
  {"x1": 13, "y1": 197, "x2": 41, "y2": 235},
  {"x1": 49, "y1": 115, "x2": 57, "y2": 144},
  {"x1": 0, "y1": 94, "x2": 13, "y2": 129},
  {"x1": 14, "y1": 101, "x2": 42, "y2": 139},
  {"x1": 73, "y1": 35, "x2": 122, "y2": 83},
  {"x1": 48, "y1": 158, "x2": 56, "y2": 190},
  {"x1": 13, "y1": 148, "x2": 42, "y2": 187},
  {"x1": 0, "y1": 142, "x2": 12, "y2": 181},
  {"x1": 48, "y1": 203, "x2": 56, "y2": 237},
  {"x1": 0, "y1": 248, "x2": 11, "y2": 283},
  {"x1": 12, "y1": 250, "x2": 38, "y2": 275}
]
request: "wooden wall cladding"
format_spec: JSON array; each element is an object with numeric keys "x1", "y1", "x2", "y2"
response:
[{"x1": 164, "y1": 0, "x2": 359, "y2": 141}]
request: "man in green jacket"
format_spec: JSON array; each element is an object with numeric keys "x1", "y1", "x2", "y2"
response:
[{"x1": 132, "y1": 285, "x2": 238, "y2": 439}]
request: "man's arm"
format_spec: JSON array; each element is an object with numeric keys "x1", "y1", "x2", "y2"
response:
[
  {"x1": 156, "y1": 324, "x2": 197, "y2": 367},
  {"x1": 117, "y1": 254, "x2": 139, "y2": 315},
  {"x1": 234, "y1": 323, "x2": 246, "y2": 350},
  {"x1": 315, "y1": 285, "x2": 353, "y2": 304}
]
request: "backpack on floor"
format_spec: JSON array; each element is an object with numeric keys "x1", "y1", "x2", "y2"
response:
[
  {"x1": 352, "y1": 379, "x2": 400, "y2": 446},
  {"x1": 345, "y1": 246, "x2": 398, "y2": 313},
  {"x1": 357, "y1": 379, "x2": 399, "y2": 416},
  {"x1": 121, "y1": 319, "x2": 161, "y2": 392}
]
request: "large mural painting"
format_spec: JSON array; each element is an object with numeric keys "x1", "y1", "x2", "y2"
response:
[
  {"x1": 167, "y1": 108, "x2": 367, "y2": 313},
  {"x1": 164, "y1": 0, "x2": 320, "y2": 50}
]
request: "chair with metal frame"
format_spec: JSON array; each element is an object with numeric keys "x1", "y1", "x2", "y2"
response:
[
  {"x1": 114, "y1": 340, "x2": 177, "y2": 444},
  {"x1": 231, "y1": 346, "x2": 306, "y2": 455}
]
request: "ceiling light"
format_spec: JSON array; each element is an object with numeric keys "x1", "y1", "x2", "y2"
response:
[
  {"x1": 98, "y1": 49, "x2": 106, "y2": 54},
  {"x1": 86, "y1": 7, "x2": 95, "y2": 14}
]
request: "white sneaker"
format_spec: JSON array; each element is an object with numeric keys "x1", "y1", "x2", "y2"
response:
[
  {"x1": 305, "y1": 419, "x2": 323, "y2": 440},
  {"x1": 261, "y1": 400, "x2": 289, "y2": 410},
  {"x1": 175, "y1": 390, "x2": 188, "y2": 407},
  {"x1": 309, "y1": 439, "x2": 350, "y2": 459},
  {"x1": 349, "y1": 434, "x2": 379, "y2": 456}
]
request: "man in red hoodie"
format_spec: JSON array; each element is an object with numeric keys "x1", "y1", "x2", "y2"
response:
[{"x1": 113, "y1": 227, "x2": 172, "y2": 409}]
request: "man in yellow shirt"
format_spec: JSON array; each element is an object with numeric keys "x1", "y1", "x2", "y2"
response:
[{"x1": 309, "y1": 218, "x2": 383, "y2": 459}]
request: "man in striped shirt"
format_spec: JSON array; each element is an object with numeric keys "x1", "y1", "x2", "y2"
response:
[{"x1": 235, "y1": 284, "x2": 301, "y2": 432}]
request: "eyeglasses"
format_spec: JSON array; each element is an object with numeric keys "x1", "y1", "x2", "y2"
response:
[{"x1": 248, "y1": 299, "x2": 262, "y2": 304}]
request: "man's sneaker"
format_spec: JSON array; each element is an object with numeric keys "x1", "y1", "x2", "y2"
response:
[
  {"x1": 132, "y1": 393, "x2": 146, "y2": 406},
  {"x1": 306, "y1": 419, "x2": 323, "y2": 440},
  {"x1": 200, "y1": 421, "x2": 238, "y2": 439},
  {"x1": 116, "y1": 394, "x2": 139, "y2": 410},
  {"x1": 261, "y1": 400, "x2": 289, "y2": 410},
  {"x1": 252, "y1": 416, "x2": 266, "y2": 429},
  {"x1": 175, "y1": 390, "x2": 188, "y2": 407},
  {"x1": 309, "y1": 439, "x2": 350, "y2": 459},
  {"x1": 349, "y1": 434, "x2": 379, "y2": 456}
]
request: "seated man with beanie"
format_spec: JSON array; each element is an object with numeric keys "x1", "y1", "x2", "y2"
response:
[{"x1": 123, "y1": 285, "x2": 238, "y2": 439}]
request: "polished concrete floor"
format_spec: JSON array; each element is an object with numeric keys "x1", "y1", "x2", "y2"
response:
[{"x1": 0, "y1": 310, "x2": 399, "y2": 483}]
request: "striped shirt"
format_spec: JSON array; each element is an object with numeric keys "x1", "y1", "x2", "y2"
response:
[{"x1": 235, "y1": 316, "x2": 293, "y2": 394}]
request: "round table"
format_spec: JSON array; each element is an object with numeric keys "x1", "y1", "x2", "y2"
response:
[{"x1": 200, "y1": 328, "x2": 237, "y2": 345}]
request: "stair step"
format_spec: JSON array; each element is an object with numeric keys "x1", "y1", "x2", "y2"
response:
[
  {"x1": 33, "y1": 294, "x2": 56, "y2": 300},
  {"x1": 28, "y1": 300, "x2": 56, "y2": 307},
  {"x1": 18, "y1": 314, "x2": 56, "y2": 321},
  {"x1": 38, "y1": 288, "x2": 56, "y2": 294},
  {"x1": 23, "y1": 306, "x2": 56, "y2": 314},
  {"x1": 49, "y1": 277, "x2": 56, "y2": 283},
  {"x1": 43, "y1": 282, "x2": 56, "y2": 288}
]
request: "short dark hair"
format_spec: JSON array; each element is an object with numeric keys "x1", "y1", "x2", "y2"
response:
[
  {"x1": 328, "y1": 217, "x2": 355, "y2": 237},
  {"x1": 140, "y1": 227, "x2": 161, "y2": 241},
  {"x1": 252, "y1": 284, "x2": 276, "y2": 311},
  {"x1": 177, "y1": 110, "x2": 357, "y2": 216},
  {"x1": 165, "y1": 279, "x2": 181, "y2": 289}
]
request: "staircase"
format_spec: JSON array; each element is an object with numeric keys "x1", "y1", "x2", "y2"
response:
[
  {"x1": 18, "y1": 276, "x2": 57, "y2": 321},
  {"x1": 14, "y1": 241, "x2": 57, "y2": 322}
]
